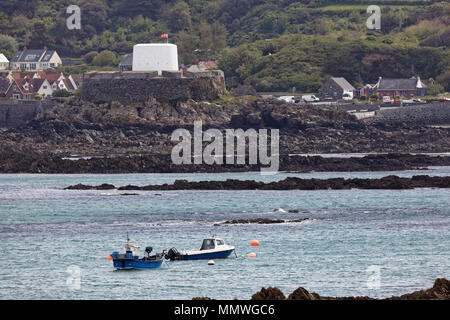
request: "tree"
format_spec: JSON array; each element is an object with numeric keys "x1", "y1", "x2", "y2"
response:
[
  {"x1": 92, "y1": 50, "x2": 117, "y2": 67},
  {"x1": 199, "y1": 21, "x2": 227, "y2": 57},
  {"x1": 177, "y1": 31, "x2": 199, "y2": 65},
  {"x1": 165, "y1": 1, "x2": 191, "y2": 32},
  {"x1": 0, "y1": 34, "x2": 18, "y2": 59},
  {"x1": 436, "y1": 71, "x2": 450, "y2": 92},
  {"x1": 428, "y1": 83, "x2": 445, "y2": 96}
]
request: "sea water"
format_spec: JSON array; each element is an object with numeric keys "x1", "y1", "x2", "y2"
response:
[{"x1": 0, "y1": 168, "x2": 449, "y2": 299}]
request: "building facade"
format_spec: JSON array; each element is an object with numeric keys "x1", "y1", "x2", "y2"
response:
[
  {"x1": 9, "y1": 49, "x2": 62, "y2": 71},
  {"x1": 318, "y1": 77, "x2": 356, "y2": 99}
]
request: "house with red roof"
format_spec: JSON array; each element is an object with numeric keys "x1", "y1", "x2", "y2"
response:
[{"x1": 3, "y1": 70, "x2": 79, "y2": 100}]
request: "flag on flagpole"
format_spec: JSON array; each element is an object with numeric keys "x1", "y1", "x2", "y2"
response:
[{"x1": 161, "y1": 34, "x2": 168, "y2": 39}]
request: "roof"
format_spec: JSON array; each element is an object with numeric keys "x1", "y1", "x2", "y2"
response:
[
  {"x1": 134, "y1": 43, "x2": 177, "y2": 48},
  {"x1": 10, "y1": 72, "x2": 36, "y2": 81},
  {"x1": 40, "y1": 50, "x2": 56, "y2": 62},
  {"x1": 119, "y1": 54, "x2": 133, "y2": 66},
  {"x1": 330, "y1": 77, "x2": 356, "y2": 91},
  {"x1": 377, "y1": 78, "x2": 426, "y2": 90},
  {"x1": 10, "y1": 49, "x2": 56, "y2": 63},
  {"x1": 0, "y1": 54, "x2": 8, "y2": 63},
  {"x1": 198, "y1": 60, "x2": 218, "y2": 70},
  {"x1": 36, "y1": 71, "x2": 63, "y2": 84},
  {"x1": 13, "y1": 78, "x2": 45, "y2": 94}
]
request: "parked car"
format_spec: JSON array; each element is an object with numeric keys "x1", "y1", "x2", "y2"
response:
[
  {"x1": 342, "y1": 92, "x2": 353, "y2": 101},
  {"x1": 302, "y1": 95, "x2": 320, "y2": 102},
  {"x1": 382, "y1": 96, "x2": 393, "y2": 103},
  {"x1": 439, "y1": 97, "x2": 450, "y2": 102}
]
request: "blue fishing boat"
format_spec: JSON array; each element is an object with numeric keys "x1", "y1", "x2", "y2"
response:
[
  {"x1": 165, "y1": 237, "x2": 235, "y2": 261},
  {"x1": 110, "y1": 236, "x2": 164, "y2": 270}
]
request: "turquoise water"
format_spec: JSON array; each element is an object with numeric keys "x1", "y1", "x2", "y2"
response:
[{"x1": 0, "y1": 168, "x2": 449, "y2": 299}]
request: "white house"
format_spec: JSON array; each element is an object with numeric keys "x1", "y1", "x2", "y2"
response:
[
  {"x1": 36, "y1": 79, "x2": 53, "y2": 97},
  {"x1": 0, "y1": 54, "x2": 9, "y2": 70},
  {"x1": 10, "y1": 48, "x2": 62, "y2": 71},
  {"x1": 132, "y1": 43, "x2": 178, "y2": 75}
]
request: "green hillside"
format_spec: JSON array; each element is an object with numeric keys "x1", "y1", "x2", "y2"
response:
[{"x1": 0, "y1": 0, "x2": 448, "y2": 91}]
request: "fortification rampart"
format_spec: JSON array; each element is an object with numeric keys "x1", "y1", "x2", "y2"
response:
[
  {"x1": 0, "y1": 99, "x2": 56, "y2": 128},
  {"x1": 81, "y1": 70, "x2": 226, "y2": 103}
]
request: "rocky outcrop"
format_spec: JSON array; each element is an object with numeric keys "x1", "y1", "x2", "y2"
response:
[
  {"x1": 251, "y1": 287, "x2": 286, "y2": 300},
  {"x1": 1, "y1": 96, "x2": 450, "y2": 173},
  {"x1": 253, "y1": 278, "x2": 450, "y2": 300},
  {"x1": 64, "y1": 175, "x2": 450, "y2": 191},
  {"x1": 2, "y1": 150, "x2": 450, "y2": 174},
  {"x1": 222, "y1": 218, "x2": 310, "y2": 224}
]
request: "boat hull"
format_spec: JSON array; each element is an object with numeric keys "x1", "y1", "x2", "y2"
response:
[
  {"x1": 113, "y1": 258, "x2": 163, "y2": 270},
  {"x1": 179, "y1": 248, "x2": 234, "y2": 260}
]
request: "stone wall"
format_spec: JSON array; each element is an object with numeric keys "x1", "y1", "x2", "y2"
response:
[
  {"x1": 81, "y1": 70, "x2": 226, "y2": 103},
  {"x1": 368, "y1": 102, "x2": 450, "y2": 125},
  {"x1": 0, "y1": 99, "x2": 56, "y2": 128}
]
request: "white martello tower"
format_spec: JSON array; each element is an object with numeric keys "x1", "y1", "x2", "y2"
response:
[{"x1": 132, "y1": 43, "x2": 179, "y2": 76}]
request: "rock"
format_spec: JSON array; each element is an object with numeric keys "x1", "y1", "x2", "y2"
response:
[
  {"x1": 66, "y1": 175, "x2": 450, "y2": 191},
  {"x1": 287, "y1": 287, "x2": 317, "y2": 300},
  {"x1": 388, "y1": 278, "x2": 450, "y2": 300},
  {"x1": 251, "y1": 287, "x2": 286, "y2": 300}
]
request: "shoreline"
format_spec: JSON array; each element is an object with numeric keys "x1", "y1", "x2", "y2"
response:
[{"x1": 2, "y1": 153, "x2": 450, "y2": 174}]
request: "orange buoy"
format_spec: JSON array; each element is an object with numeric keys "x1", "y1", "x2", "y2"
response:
[
  {"x1": 107, "y1": 255, "x2": 113, "y2": 261},
  {"x1": 251, "y1": 240, "x2": 260, "y2": 246},
  {"x1": 249, "y1": 252, "x2": 256, "y2": 258}
]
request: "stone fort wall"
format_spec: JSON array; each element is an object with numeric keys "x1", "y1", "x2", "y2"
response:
[
  {"x1": 0, "y1": 99, "x2": 56, "y2": 128},
  {"x1": 81, "y1": 70, "x2": 226, "y2": 104}
]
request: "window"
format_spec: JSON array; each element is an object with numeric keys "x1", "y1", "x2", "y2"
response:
[
  {"x1": 216, "y1": 240, "x2": 224, "y2": 246},
  {"x1": 25, "y1": 54, "x2": 37, "y2": 61},
  {"x1": 20, "y1": 63, "x2": 26, "y2": 69},
  {"x1": 30, "y1": 64, "x2": 36, "y2": 70}
]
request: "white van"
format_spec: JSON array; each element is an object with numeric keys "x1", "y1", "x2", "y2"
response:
[
  {"x1": 278, "y1": 96, "x2": 295, "y2": 103},
  {"x1": 302, "y1": 95, "x2": 320, "y2": 102}
]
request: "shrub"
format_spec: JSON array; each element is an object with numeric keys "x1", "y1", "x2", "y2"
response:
[
  {"x1": 52, "y1": 89, "x2": 71, "y2": 97},
  {"x1": 82, "y1": 51, "x2": 98, "y2": 64},
  {"x1": 92, "y1": 50, "x2": 117, "y2": 67},
  {"x1": 428, "y1": 83, "x2": 445, "y2": 96},
  {"x1": 34, "y1": 94, "x2": 43, "y2": 100}
]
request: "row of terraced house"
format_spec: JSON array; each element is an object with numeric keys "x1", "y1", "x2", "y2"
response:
[{"x1": 0, "y1": 71, "x2": 81, "y2": 100}]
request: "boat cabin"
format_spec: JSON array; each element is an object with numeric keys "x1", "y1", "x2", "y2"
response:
[
  {"x1": 125, "y1": 244, "x2": 140, "y2": 257},
  {"x1": 200, "y1": 238, "x2": 226, "y2": 251}
]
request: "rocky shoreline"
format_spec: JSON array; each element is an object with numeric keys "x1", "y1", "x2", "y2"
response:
[
  {"x1": 65, "y1": 175, "x2": 450, "y2": 191},
  {"x1": 1, "y1": 152, "x2": 450, "y2": 174},
  {"x1": 192, "y1": 278, "x2": 449, "y2": 300},
  {"x1": 1, "y1": 97, "x2": 450, "y2": 174}
]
